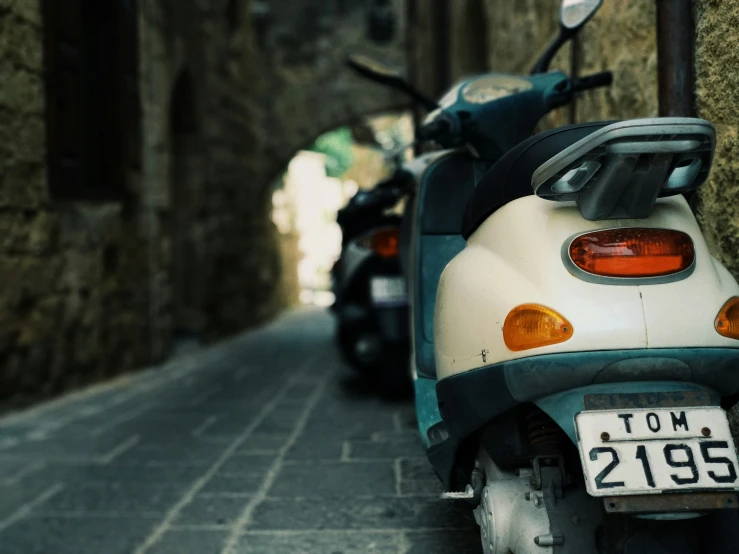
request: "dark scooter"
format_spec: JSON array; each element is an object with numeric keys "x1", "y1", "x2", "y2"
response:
[{"x1": 330, "y1": 169, "x2": 413, "y2": 394}]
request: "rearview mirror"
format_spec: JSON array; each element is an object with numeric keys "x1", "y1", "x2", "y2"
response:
[
  {"x1": 560, "y1": 0, "x2": 602, "y2": 30},
  {"x1": 345, "y1": 53, "x2": 439, "y2": 111},
  {"x1": 531, "y1": 0, "x2": 603, "y2": 73},
  {"x1": 346, "y1": 54, "x2": 404, "y2": 84}
]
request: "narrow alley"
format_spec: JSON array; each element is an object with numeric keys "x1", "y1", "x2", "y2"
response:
[{"x1": 0, "y1": 310, "x2": 480, "y2": 554}]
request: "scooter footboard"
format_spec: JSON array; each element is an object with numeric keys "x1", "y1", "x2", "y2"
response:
[{"x1": 536, "y1": 382, "x2": 739, "y2": 514}]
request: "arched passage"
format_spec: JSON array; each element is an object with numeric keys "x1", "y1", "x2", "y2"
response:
[
  {"x1": 169, "y1": 69, "x2": 205, "y2": 342},
  {"x1": 271, "y1": 111, "x2": 414, "y2": 306}
]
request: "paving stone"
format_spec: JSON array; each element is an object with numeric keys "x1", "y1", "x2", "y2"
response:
[
  {"x1": 250, "y1": 497, "x2": 478, "y2": 530},
  {"x1": 404, "y1": 530, "x2": 483, "y2": 553},
  {"x1": 398, "y1": 478, "x2": 444, "y2": 497},
  {"x1": 123, "y1": 413, "x2": 223, "y2": 427},
  {"x1": 395, "y1": 407, "x2": 420, "y2": 430},
  {"x1": 172, "y1": 495, "x2": 250, "y2": 526},
  {"x1": 0, "y1": 435, "x2": 138, "y2": 458},
  {"x1": 113, "y1": 444, "x2": 224, "y2": 465},
  {"x1": 201, "y1": 474, "x2": 266, "y2": 495},
  {"x1": 283, "y1": 382, "x2": 318, "y2": 401},
  {"x1": 371, "y1": 430, "x2": 419, "y2": 442},
  {"x1": 348, "y1": 439, "x2": 424, "y2": 461},
  {"x1": 236, "y1": 433, "x2": 290, "y2": 454},
  {"x1": 42, "y1": 483, "x2": 187, "y2": 516},
  {"x1": 400, "y1": 458, "x2": 437, "y2": 480},
  {"x1": 236, "y1": 531, "x2": 399, "y2": 553},
  {"x1": 269, "y1": 462, "x2": 396, "y2": 498},
  {"x1": 0, "y1": 516, "x2": 158, "y2": 554},
  {"x1": 301, "y1": 401, "x2": 398, "y2": 441},
  {"x1": 0, "y1": 479, "x2": 63, "y2": 520},
  {"x1": 17, "y1": 422, "x2": 116, "y2": 442},
  {"x1": 0, "y1": 458, "x2": 41, "y2": 480},
  {"x1": 41, "y1": 462, "x2": 210, "y2": 485},
  {"x1": 397, "y1": 458, "x2": 444, "y2": 496},
  {"x1": 218, "y1": 454, "x2": 274, "y2": 475},
  {"x1": 285, "y1": 437, "x2": 344, "y2": 460},
  {"x1": 147, "y1": 529, "x2": 227, "y2": 554},
  {"x1": 252, "y1": 408, "x2": 306, "y2": 435},
  {"x1": 300, "y1": 417, "x2": 395, "y2": 442},
  {"x1": 204, "y1": 413, "x2": 271, "y2": 436}
]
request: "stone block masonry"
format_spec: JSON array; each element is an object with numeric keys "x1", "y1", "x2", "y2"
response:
[{"x1": 0, "y1": 0, "x2": 409, "y2": 407}]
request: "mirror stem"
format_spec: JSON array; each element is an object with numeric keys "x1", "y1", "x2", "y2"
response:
[{"x1": 530, "y1": 27, "x2": 575, "y2": 74}]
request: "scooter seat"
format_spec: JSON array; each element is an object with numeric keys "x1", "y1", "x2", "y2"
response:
[{"x1": 461, "y1": 120, "x2": 616, "y2": 239}]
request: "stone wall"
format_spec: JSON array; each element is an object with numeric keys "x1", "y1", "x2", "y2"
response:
[
  {"x1": 0, "y1": 0, "x2": 410, "y2": 407},
  {"x1": 694, "y1": 0, "x2": 739, "y2": 278},
  {"x1": 139, "y1": 0, "x2": 410, "y2": 343},
  {"x1": 574, "y1": 0, "x2": 658, "y2": 122},
  {"x1": 0, "y1": 1, "x2": 150, "y2": 403}
]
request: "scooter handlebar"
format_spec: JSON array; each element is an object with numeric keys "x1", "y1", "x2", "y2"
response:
[
  {"x1": 416, "y1": 119, "x2": 451, "y2": 142},
  {"x1": 572, "y1": 71, "x2": 613, "y2": 93}
]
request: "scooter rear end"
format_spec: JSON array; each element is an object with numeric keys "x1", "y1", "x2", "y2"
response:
[{"x1": 432, "y1": 119, "x2": 739, "y2": 551}]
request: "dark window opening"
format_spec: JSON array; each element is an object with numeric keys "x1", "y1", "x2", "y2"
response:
[
  {"x1": 42, "y1": 0, "x2": 141, "y2": 200},
  {"x1": 226, "y1": 0, "x2": 239, "y2": 34}
]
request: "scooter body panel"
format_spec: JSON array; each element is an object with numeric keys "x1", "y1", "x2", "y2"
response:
[
  {"x1": 534, "y1": 381, "x2": 720, "y2": 445},
  {"x1": 414, "y1": 375, "x2": 443, "y2": 449},
  {"x1": 435, "y1": 194, "x2": 739, "y2": 380},
  {"x1": 338, "y1": 240, "x2": 374, "y2": 289},
  {"x1": 406, "y1": 149, "x2": 494, "y2": 382}
]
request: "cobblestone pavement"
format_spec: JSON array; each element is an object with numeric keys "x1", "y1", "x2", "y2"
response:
[{"x1": 0, "y1": 309, "x2": 481, "y2": 554}]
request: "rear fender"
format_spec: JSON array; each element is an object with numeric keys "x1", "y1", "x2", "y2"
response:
[
  {"x1": 414, "y1": 375, "x2": 443, "y2": 449},
  {"x1": 535, "y1": 381, "x2": 720, "y2": 445}
]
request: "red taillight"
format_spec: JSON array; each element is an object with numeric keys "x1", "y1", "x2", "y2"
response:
[
  {"x1": 568, "y1": 228, "x2": 695, "y2": 278},
  {"x1": 360, "y1": 228, "x2": 400, "y2": 258}
]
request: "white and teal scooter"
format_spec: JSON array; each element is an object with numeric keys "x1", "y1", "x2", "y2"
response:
[{"x1": 349, "y1": 0, "x2": 739, "y2": 551}]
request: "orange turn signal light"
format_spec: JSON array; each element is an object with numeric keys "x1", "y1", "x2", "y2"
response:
[
  {"x1": 569, "y1": 228, "x2": 694, "y2": 278},
  {"x1": 503, "y1": 304, "x2": 573, "y2": 352},
  {"x1": 360, "y1": 227, "x2": 400, "y2": 258},
  {"x1": 715, "y1": 297, "x2": 739, "y2": 340}
]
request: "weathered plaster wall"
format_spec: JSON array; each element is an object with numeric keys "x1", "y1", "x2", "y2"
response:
[
  {"x1": 0, "y1": 0, "x2": 156, "y2": 403},
  {"x1": 575, "y1": 0, "x2": 658, "y2": 122},
  {"x1": 694, "y1": 0, "x2": 739, "y2": 278}
]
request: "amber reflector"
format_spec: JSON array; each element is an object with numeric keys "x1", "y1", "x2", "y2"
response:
[
  {"x1": 569, "y1": 228, "x2": 695, "y2": 278},
  {"x1": 716, "y1": 297, "x2": 739, "y2": 340},
  {"x1": 368, "y1": 228, "x2": 400, "y2": 258},
  {"x1": 503, "y1": 304, "x2": 573, "y2": 352}
]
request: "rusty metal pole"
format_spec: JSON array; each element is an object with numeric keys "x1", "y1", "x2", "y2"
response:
[
  {"x1": 656, "y1": 0, "x2": 695, "y2": 117},
  {"x1": 569, "y1": 34, "x2": 581, "y2": 124}
]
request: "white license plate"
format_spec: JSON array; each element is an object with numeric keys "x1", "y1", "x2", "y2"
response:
[
  {"x1": 576, "y1": 407, "x2": 739, "y2": 497},
  {"x1": 370, "y1": 276, "x2": 407, "y2": 306}
]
